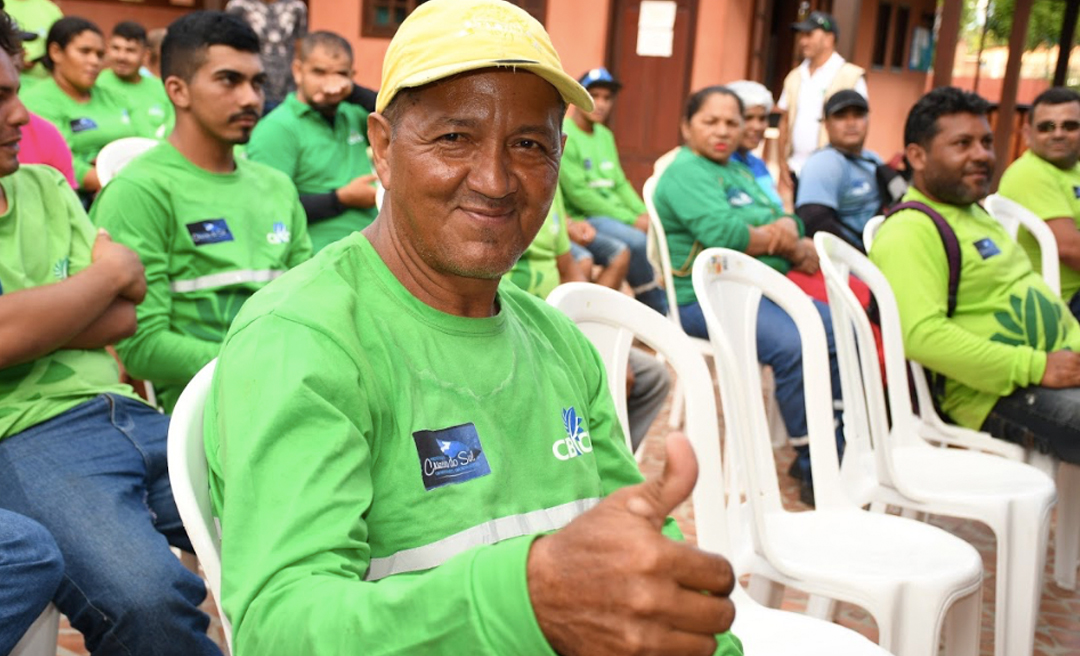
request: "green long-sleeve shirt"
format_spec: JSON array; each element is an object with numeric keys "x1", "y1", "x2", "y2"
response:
[
  {"x1": 205, "y1": 234, "x2": 742, "y2": 655},
  {"x1": 90, "y1": 142, "x2": 311, "y2": 411},
  {"x1": 559, "y1": 118, "x2": 646, "y2": 225},
  {"x1": 869, "y1": 187, "x2": 1080, "y2": 428},
  {"x1": 653, "y1": 146, "x2": 802, "y2": 305},
  {"x1": 22, "y1": 78, "x2": 139, "y2": 189}
]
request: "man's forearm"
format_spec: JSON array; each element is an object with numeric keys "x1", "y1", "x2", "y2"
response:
[
  {"x1": 64, "y1": 299, "x2": 137, "y2": 350},
  {"x1": 0, "y1": 264, "x2": 123, "y2": 368}
]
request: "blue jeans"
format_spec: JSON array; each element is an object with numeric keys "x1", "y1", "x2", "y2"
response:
[
  {"x1": 679, "y1": 297, "x2": 843, "y2": 478},
  {"x1": 0, "y1": 395, "x2": 221, "y2": 655},
  {"x1": 982, "y1": 385, "x2": 1080, "y2": 465},
  {"x1": 587, "y1": 216, "x2": 668, "y2": 314},
  {"x1": 569, "y1": 234, "x2": 626, "y2": 264},
  {"x1": 0, "y1": 509, "x2": 63, "y2": 653}
]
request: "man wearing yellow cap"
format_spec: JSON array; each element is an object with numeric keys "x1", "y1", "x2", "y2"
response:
[{"x1": 204, "y1": 1, "x2": 742, "y2": 654}]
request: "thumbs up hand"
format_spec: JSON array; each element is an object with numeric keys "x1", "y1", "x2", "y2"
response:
[{"x1": 527, "y1": 433, "x2": 736, "y2": 656}]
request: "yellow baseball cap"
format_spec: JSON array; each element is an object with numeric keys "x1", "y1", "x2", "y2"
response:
[{"x1": 375, "y1": 0, "x2": 593, "y2": 114}]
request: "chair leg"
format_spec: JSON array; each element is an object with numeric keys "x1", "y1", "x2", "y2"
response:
[
  {"x1": 745, "y1": 575, "x2": 784, "y2": 608},
  {"x1": 1054, "y1": 462, "x2": 1080, "y2": 591},
  {"x1": 668, "y1": 380, "x2": 685, "y2": 429},
  {"x1": 941, "y1": 588, "x2": 982, "y2": 656},
  {"x1": 805, "y1": 594, "x2": 836, "y2": 620},
  {"x1": 993, "y1": 502, "x2": 1051, "y2": 656}
]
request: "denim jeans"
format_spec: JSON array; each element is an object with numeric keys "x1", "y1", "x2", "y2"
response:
[
  {"x1": 679, "y1": 296, "x2": 843, "y2": 479},
  {"x1": 0, "y1": 394, "x2": 222, "y2": 655},
  {"x1": 569, "y1": 233, "x2": 626, "y2": 264},
  {"x1": 627, "y1": 349, "x2": 672, "y2": 452},
  {"x1": 982, "y1": 385, "x2": 1080, "y2": 465},
  {"x1": 587, "y1": 216, "x2": 668, "y2": 314},
  {"x1": 0, "y1": 509, "x2": 63, "y2": 653}
]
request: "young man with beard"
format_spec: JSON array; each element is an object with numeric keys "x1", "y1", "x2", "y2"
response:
[
  {"x1": 999, "y1": 87, "x2": 1080, "y2": 317},
  {"x1": 97, "y1": 20, "x2": 173, "y2": 138},
  {"x1": 247, "y1": 30, "x2": 377, "y2": 252},
  {"x1": 871, "y1": 86, "x2": 1080, "y2": 466},
  {"x1": 90, "y1": 11, "x2": 311, "y2": 412}
]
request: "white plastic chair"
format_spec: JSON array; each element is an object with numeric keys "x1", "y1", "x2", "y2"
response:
[
  {"x1": 816, "y1": 232, "x2": 1056, "y2": 656},
  {"x1": 167, "y1": 359, "x2": 232, "y2": 654},
  {"x1": 547, "y1": 282, "x2": 894, "y2": 655},
  {"x1": 868, "y1": 205, "x2": 1080, "y2": 591},
  {"x1": 9, "y1": 603, "x2": 59, "y2": 656},
  {"x1": 693, "y1": 247, "x2": 984, "y2": 656},
  {"x1": 95, "y1": 137, "x2": 160, "y2": 187},
  {"x1": 642, "y1": 175, "x2": 788, "y2": 447}
]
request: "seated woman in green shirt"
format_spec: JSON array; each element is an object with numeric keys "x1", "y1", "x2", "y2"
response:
[
  {"x1": 653, "y1": 85, "x2": 842, "y2": 500},
  {"x1": 22, "y1": 17, "x2": 138, "y2": 195}
]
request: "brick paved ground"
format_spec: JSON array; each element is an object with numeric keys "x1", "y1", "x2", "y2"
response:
[{"x1": 53, "y1": 377, "x2": 1080, "y2": 655}]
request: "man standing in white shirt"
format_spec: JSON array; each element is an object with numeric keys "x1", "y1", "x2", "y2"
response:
[{"x1": 776, "y1": 10, "x2": 867, "y2": 196}]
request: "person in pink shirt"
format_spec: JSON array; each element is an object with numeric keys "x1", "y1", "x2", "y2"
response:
[{"x1": 19, "y1": 110, "x2": 75, "y2": 186}]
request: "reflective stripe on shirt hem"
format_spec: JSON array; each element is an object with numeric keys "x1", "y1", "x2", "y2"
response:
[
  {"x1": 364, "y1": 497, "x2": 601, "y2": 581},
  {"x1": 169, "y1": 269, "x2": 286, "y2": 293}
]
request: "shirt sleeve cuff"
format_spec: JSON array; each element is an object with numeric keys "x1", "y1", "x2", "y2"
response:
[{"x1": 471, "y1": 535, "x2": 559, "y2": 656}]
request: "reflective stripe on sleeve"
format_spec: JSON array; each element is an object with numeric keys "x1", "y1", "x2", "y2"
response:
[
  {"x1": 364, "y1": 497, "x2": 601, "y2": 581},
  {"x1": 169, "y1": 269, "x2": 286, "y2": 293}
]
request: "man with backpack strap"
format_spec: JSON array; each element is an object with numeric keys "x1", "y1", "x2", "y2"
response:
[
  {"x1": 776, "y1": 10, "x2": 866, "y2": 196},
  {"x1": 870, "y1": 86, "x2": 1080, "y2": 464}
]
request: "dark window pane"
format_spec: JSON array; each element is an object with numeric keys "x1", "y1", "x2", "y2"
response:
[
  {"x1": 872, "y1": 3, "x2": 892, "y2": 68},
  {"x1": 891, "y1": 6, "x2": 910, "y2": 70}
]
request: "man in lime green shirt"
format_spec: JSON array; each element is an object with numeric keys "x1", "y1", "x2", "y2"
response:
[
  {"x1": 0, "y1": 13, "x2": 221, "y2": 653},
  {"x1": 871, "y1": 86, "x2": 1080, "y2": 464},
  {"x1": 91, "y1": 12, "x2": 311, "y2": 412},
  {"x1": 205, "y1": 1, "x2": 741, "y2": 654},
  {"x1": 98, "y1": 20, "x2": 173, "y2": 139},
  {"x1": 998, "y1": 86, "x2": 1080, "y2": 317},
  {"x1": 247, "y1": 30, "x2": 376, "y2": 252}
]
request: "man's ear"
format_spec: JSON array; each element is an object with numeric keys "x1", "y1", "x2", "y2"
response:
[
  {"x1": 291, "y1": 57, "x2": 302, "y2": 88},
  {"x1": 369, "y1": 112, "x2": 392, "y2": 190},
  {"x1": 1021, "y1": 121, "x2": 1033, "y2": 148},
  {"x1": 905, "y1": 142, "x2": 926, "y2": 174},
  {"x1": 164, "y1": 75, "x2": 190, "y2": 110}
]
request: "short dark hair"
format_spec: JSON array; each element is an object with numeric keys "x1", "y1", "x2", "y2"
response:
[
  {"x1": 683, "y1": 85, "x2": 744, "y2": 123},
  {"x1": 0, "y1": 11, "x2": 23, "y2": 58},
  {"x1": 112, "y1": 20, "x2": 148, "y2": 46},
  {"x1": 904, "y1": 86, "x2": 990, "y2": 148},
  {"x1": 43, "y1": 16, "x2": 102, "y2": 72},
  {"x1": 298, "y1": 30, "x2": 352, "y2": 63},
  {"x1": 1030, "y1": 86, "x2": 1080, "y2": 122},
  {"x1": 161, "y1": 11, "x2": 259, "y2": 82}
]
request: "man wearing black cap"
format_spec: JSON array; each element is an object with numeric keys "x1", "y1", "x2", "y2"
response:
[
  {"x1": 796, "y1": 89, "x2": 883, "y2": 250},
  {"x1": 777, "y1": 10, "x2": 866, "y2": 196},
  {"x1": 561, "y1": 66, "x2": 667, "y2": 314}
]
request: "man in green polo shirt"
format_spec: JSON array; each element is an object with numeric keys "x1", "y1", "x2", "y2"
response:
[
  {"x1": 247, "y1": 30, "x2": 376, "y2": 252},
  {"x1": 998, "y1": 86, "x2": 1080, "y2": 318},
  {"x1": 98, "y1": 20, "x2": 174, "y2": 139},
  {"x1": 91, "y1": 11, "x2": 311, "y2": 412},
  {"x1": 871, "y1": 86, "x2": 1080, "y2": 465}
]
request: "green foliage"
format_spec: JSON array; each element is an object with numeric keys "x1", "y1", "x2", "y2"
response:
[{"x1": 970, "y1": 0, "x2": 1080, "y2": 51}]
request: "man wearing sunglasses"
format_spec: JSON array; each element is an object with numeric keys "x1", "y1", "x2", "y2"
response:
[{"x1": 999, "y1": 87, "x2": 1080, "y2": 318}]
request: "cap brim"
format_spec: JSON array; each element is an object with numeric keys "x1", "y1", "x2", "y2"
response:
[
  {"x1": 791, "y1": 20, "x2": 816, "y2": 31},
  {"x1": 18, "y1": 31, "x2": 37, "y2": 42},
  {"x1": 378, "y1": 59, "x2": 593, "y2": 114},
  {"x1": 826, "y1": 101, "x2": 868, "y2": 117},
  {"x1": 585, "y1": 80, "x2": 622, "y2": 93}
]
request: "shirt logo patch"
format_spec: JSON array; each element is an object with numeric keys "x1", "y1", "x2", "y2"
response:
[
  {"x1": 185, "y1": 219, "x2": 235, "y2": 246},
  {"x1": 599, "y1": 161, "x2": 615, "y2": 171},
  {"x1": 53, "y1": 258, "x2": 69, "y2": 280},
  {"x1": 266, "y1": 222, "x2": 291, "y2": 244},
  {"x1": 413, "y1": 423, "x2": 492, "y2": 491},
  {"x1": 1073, "y1": 185, "x2": 1080, "y2": 199},
  {"x1": 347, "y1": 131, "x2": 365, "y2": 145},
  {"x1": 553, "y1": 407, "x2": 593, "y2": 461},
  {"x1": 974, "y1": 237, "x2": 1001, "y2": 260},
  {"x1": 69, "y1": 117, "x2": 98, "y2": 133},
  {"x1": 583, "y1": 158, "x2": 593, "y2": 170},
  {"x1": 726, "y1": 188, "x2": 754, "y2": 207},
  {"x1": 850, "y1": 180, "x2": 872, "y2": 196}
]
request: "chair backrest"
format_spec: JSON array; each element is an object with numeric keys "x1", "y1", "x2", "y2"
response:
[
  {"x1": 985, "y1": 193, "x2": 1061, "y2": 296},
  {"x1": 642, "y1": 175, "x2": 685, "y2": 331},
  {"x1": 167, "y1": 359, "x2": 233, "y2": 652},
  {"x1": 816, "y1": 232, "x2": 923, "y2": 495},
  {"x1": 692, "y1": 249, "x2": 850, "y2": 536},
  {"x1": 546, "y1": 282, "x2": 734, "y2": 556},
  {"x1": 96, "y1": 137, "x2": 160, "y2": 187},
  {"x1": 862, "y1": 214, "x2": 885, "y2": 251}
]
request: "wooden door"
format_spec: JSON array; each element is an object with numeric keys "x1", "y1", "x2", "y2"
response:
[{"x1": 605, "y1": 0, "x2": 697, "y2": 193}]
